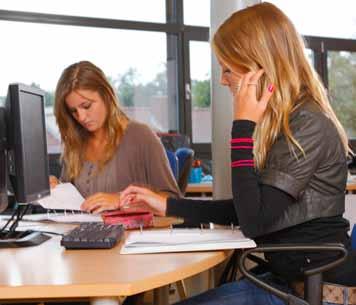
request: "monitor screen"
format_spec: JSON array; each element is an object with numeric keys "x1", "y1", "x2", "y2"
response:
[{"x1": 0, "y1": 83, "x2": 50, "y2": 205}]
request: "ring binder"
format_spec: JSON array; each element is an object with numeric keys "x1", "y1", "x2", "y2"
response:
[{"x1": 120, "y1": 227, "x2": 256, "y2": 254}]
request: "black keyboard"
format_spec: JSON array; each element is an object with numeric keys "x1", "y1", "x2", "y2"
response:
[{"x1": 61, "y1": 222, "x2": 124, "y2": 249}]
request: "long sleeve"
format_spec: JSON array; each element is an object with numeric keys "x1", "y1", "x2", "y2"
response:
[
  {"x1": 166, "y1": 120, "x2": 295, "y2": 233},
  {"x1": 230, "y1": 120, "x2": 294, "y2": 238},
  {"x1": 167, "y1": 198, "x2": 237, "y2": 225}
]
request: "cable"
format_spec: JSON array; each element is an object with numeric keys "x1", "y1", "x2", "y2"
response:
[
  {"x1": 7, "y1": 204, "x2": 30, "y2": 233},
  {"x1": 0, "y1": 207, "x2": 18, "y2": 233}
]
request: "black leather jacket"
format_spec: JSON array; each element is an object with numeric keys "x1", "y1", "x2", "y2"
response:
[{"x1": 260, "y1": 101, "x2": 347, "y2": 234}]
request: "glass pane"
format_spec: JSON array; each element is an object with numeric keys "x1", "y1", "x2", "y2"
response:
[
  {"x1": 305, "y1": 48, "x2": 314, "y2": 66},
  {"x1": 190, "y1": 41, "x2": 211, "y2": 143},
  {"x1": 184, "y1": 0, "x2": 210, "y2": 26},
  {"x1": 328, "y1": 51, "x2": 356, "y2": 138},
  {"x1": 0, "y1": 0, "x2": 165, "y2": 23},
  {"x1": 0, "y1": 20, "x2": 177, "y2": 153},
  {"x1": 267, "y1": 0, "x2": 356, "y2": 39}
]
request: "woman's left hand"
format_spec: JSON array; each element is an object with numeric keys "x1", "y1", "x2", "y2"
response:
[
  {"x1": 80, "y1": 192, "x2": 120, "y2": 214},
  {"x1": 234, "y1": 69, "x2": 274, "y2": 122}
]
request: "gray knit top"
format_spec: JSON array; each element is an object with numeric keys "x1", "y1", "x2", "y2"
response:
[{"x1": 61, "y1": 121, "x2": 180, "y2": 198}]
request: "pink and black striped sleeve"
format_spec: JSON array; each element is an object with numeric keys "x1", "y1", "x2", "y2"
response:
[{"x1": 230, "y1": 120, "x2": 294, "y2": 238}]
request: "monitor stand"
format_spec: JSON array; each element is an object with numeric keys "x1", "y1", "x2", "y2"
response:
[
  {"x1": 0, "y1": 230, "x2": 51, "y2": 248},
  {"x1": 0, "y1": 204, "x2": 51, "y2": 248}
]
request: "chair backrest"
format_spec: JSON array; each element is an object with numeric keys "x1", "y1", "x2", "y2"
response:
[
  {"x1": 158, "y1": 132, "x2": 190, "y2": 152},
  {"x1": 238, "y1": 244, "x2": 349, "y2": 305},
  {"x1": 175, "y1": 147, "x2": 194, "y2": 194},
  {"x1": 165, "y1": 149, "x2": 179, "y2": 180}
]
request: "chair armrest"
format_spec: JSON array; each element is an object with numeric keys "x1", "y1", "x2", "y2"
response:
[{"x1": 237, "y1": 243, "x2": 348, "y2": 305}]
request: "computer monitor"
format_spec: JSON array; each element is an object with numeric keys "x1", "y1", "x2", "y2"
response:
[
  {"x1": 0, "y1": 83, "x2": 51, "y2": 247},
  {"x1": 0, "y1": 107, "x2": 8, "y2": 213}
]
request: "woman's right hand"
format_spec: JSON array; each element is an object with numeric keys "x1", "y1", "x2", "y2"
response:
[
  {"x1": 233, "y1": 69, "x2": 274, "y2": 123},
  {"x1": 120, "y1": 185, "x2": 168, "y2": 216},
  {"x1": 49, "y1": 175, "x2": 60, "y2": 189}
]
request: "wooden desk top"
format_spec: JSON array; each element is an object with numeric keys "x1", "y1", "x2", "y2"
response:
[
  {"x1": 0, "y1": 222, "x2": 229, "y2": 300},
  {"x1": 347, "y1": 182, "x2": 356, "y2": 191},
  {"x1": 186, "y1": 182, "x2": 356, "y2": 193},
  {"x1": 186, "y1": 183, "x2": 213, "y2": 193}
]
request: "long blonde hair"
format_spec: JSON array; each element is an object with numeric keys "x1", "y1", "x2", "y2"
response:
[
  {"x1": 212, "y1": 2, "x2": 349, "y2": 170},
  {"x1": 54, "y1": 61, "x2": 128, "y2": 180}
]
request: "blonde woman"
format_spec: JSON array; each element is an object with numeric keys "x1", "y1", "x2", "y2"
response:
[
  {"x1": 120, "y1": 3, "x2": 355, "y2": 304},
  {"x1": 50, "y1": 61, "x2": 180, "y2": 214}
]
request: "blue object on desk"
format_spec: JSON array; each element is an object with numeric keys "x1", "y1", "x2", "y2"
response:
[
  {"x1": 189, "y1": 167, "x2": 202, "y2": 183},
  {"x1": 175, "y1": 147, "x2": 195, "y2": 193},
  {"x1": 352, "y1": 224, "x2": 356, "y2": 250},
  {"x1": 201, "y1": 175, "x2": 213, "y2": 182}
]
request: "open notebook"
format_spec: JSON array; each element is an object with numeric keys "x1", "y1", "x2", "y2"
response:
[{"x1": 121, "y1": 228, "x2": 256, "y2": 254}]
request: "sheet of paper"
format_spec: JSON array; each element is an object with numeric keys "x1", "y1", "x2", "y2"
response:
[
  {"x1": 37, "y1": 183, "x2": 84, "y2": 210},
  {"x1": 1, "y1": 212, "x2": 102, "y2": 224},
  {"x1": 22, "y1": 213, "x2": 102, "y2": 223}
]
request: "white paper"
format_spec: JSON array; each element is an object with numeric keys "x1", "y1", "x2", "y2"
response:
[
  {"x1": 121, "y1": 228, "x2": 256, "y2": 254},
  {"x1": 37, "y1": 183, "x2": 84, "y2": 210},
  {"x1": 21, "y1": 213, "x2": 102, "y2": 223}
]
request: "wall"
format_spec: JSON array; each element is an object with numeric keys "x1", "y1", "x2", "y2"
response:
[{"x1": 211, "y1": 0, "x2": 261, "y2": 199}]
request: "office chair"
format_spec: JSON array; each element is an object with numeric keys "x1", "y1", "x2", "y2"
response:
[
  {"x1": 165, "y1": 149, "x2": 179, "y2": 180},
  {"x1": 238, "y1": 243, "x2": 355, "y2": 305},
  {"x1": 175, "y1": 147, "x2": 194, "y2": 194}
]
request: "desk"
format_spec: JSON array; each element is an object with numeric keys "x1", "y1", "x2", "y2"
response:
[
  {"x1": 186, "y1": 183, "x2": 213, "y2": 197},
  {"x1": 186, "y1": 182, "x2": 356, "y2": 195},
  {"x1": 347, "y1": 182, "x2": 356, "y2": 193},
  {"x1": 0, "y1": 222, "x2": 229, "y2": 305}
]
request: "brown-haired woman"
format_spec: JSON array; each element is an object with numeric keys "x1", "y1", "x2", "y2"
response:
[
  {"x1": 50, "y1": 61, "x2": 180, "y2": 214},
  {"x1": 120, "y1": 3, "x2": 356, "y2": 305}
]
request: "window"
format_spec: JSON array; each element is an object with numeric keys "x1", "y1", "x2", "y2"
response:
[
  {"x1": 0, "y1": 20, "x2": 177, "y2": 153},
  {"x1": 183, "y1": 0, "x2": 210, "y2": 26},
  {"x1": 305, "y1": 49, "x2": 314, "y2": 65},
  {"x1": 268, "y1": 0, "x2": 356, "y2": 39},
  {"x1": 190, "y1": 41, "x2": 211, "y2": 143},
  {"x1": 328, "y1": 51, "x2": 356, "y2": 138},
  {"x1": 267, "y1": 1, "x2": 356, "y2": 146},
  {"x1": 0, "y1": 1, "x2": 211, "y2": 159},
  {"x1": 0, "y1": 0, "x2": 166, "y2": 23}
]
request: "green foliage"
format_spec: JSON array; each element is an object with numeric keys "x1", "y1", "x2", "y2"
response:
[
  {"x1": 328, "y1": 51, "x2": 356, "y2": 137},
  {"x1": 114, "y1": 66, "x2": 168, "y2": 107},
  {"x1": 192, "y1": 79, "x2": 211, "y2": 108},
  {"x1": 115, "y1": 68, "x2": 137, "y2": 107}
]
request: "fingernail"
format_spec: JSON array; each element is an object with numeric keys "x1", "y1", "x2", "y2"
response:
[{"x1": 268, "y1": 84, "x2": 275, "y2": 93}]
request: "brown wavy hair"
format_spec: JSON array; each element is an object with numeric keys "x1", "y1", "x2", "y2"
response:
[
  {"x1": 54, "y1": 61, "x2": 128, "y2": 180},
  {"x1": 212, "y1": 2, "x2": 349, "y2": 170}
]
